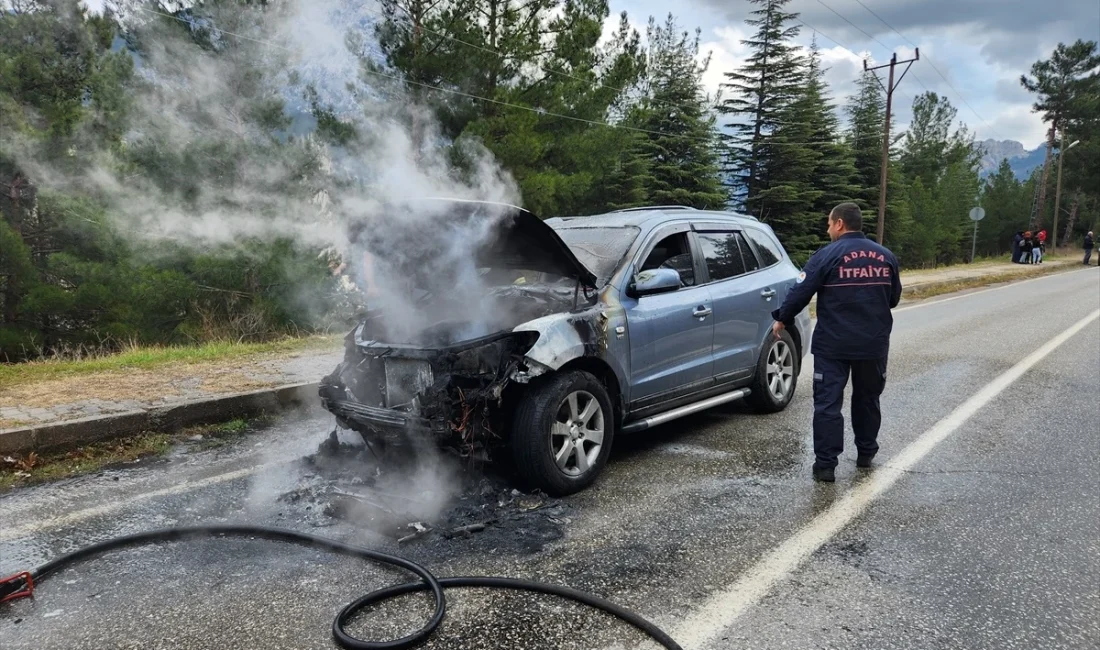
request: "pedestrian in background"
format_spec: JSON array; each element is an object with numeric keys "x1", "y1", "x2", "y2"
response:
[
  {"x1": 770, "y1": 202, "x2": 903, "y2": 483},
  {"x1": 1031, "y1": 232, "x2": 1043, "y2": 264},
  {"x1": 1085, "y1": 231, "x2": 1095, "y2": 265},
  {"x1": 1021, "y1": 231, "x2": 1034, "y2": 264},
  {"x1": 1012, "y1": 230, "x2": 1025, "y2": 263}
]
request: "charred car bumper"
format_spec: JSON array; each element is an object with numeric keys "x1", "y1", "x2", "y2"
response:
[
  {"x1": 321, "y1": 397, "x2": 440, "y2": 433},
  {"x1": 318, "y1": 327, "x2": 541, "y2": 452}
]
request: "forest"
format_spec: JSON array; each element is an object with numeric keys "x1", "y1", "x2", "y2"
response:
[{"x1": 1, "y1": 0, "x2": 1098, "y2": 359}]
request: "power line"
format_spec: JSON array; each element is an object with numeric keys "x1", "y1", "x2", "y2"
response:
[
  {"x1": 380, "y1": 4, "x2": 850, "y2": 133},
  {"x1": 135, "y1": 6, "x2": 857, "y2": 148},
  {"x1": 791, "y1": 14, "x2": 916, "y2": 104},
  {"x1": 848, "y1": 0, "x2": 1008, "y2": 140},
  {"x1": 812, "y1": 0, "x2": 932, "y2": 94}
]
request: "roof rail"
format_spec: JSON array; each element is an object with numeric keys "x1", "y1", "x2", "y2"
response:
[{"x1": 610, "y1": 205, "x2": 697, "y2": 213}]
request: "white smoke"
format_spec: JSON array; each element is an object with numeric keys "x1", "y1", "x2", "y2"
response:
[{"x1": 5, "y1": 0, "x2": 532, "y2": 527}]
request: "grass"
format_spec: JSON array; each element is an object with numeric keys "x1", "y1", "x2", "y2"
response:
[
  {"x1": 0, "y1": 335, "x2": 338, "y2": 388},
  {"x1": 0, "y1": 433, "x2": 173, "y2": 491},
  {"x1": 0, "y1": 415, "x2": 272, "y2": 491}
]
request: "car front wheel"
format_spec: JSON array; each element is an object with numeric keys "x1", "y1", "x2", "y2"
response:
[{"x1": 510, "y1": 370, "x2": 615, "y2": 496}]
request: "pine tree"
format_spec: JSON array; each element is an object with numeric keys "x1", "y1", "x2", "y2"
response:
[
  {"x1": 1020, "y1": 39, "x2": 1100, "y2": 229},
  {"x1": 718, "y1": 0, "x2": 803, "y2": 211},
  {"x1": 629, "y1": 15, "x2": 725, "y2": 209},
  {"x1": 601, "y1": 132, "x2": 653, "y2": 210},
  {"x1": 845, "y1": 71, "x2": 885, "y2": 212},
  {"x1": 801, "y1": 43, "x2": 859, "y2": 236},
  {"x1": 746, "y1": 40, "x2": 858, "y2": 263},
  {"x1": 980, "y1": 159, "x2": 1032, "y2": 255}
]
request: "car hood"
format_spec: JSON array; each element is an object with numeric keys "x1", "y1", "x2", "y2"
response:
[{"x1": 474, "y1": 202, "x2": 598, "y2": 287}]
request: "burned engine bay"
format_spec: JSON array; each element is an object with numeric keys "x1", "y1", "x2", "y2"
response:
[{"x1": 320, "y1": 200, "x2": 606, "y2": 463}]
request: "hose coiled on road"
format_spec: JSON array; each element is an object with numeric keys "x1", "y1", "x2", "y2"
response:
[{"x1": 5, "y1": 524, "x2": 683, "y2": 650}]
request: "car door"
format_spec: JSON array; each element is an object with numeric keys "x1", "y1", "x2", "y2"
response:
[
  {"x1": 622, "y1": 227, "x2": 716, "y2": 406},
  {"x1": 695, "y1": 228, "x2": 776, "y2": 384}
]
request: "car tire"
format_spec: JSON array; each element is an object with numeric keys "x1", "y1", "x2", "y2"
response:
[
  {"x1": 747, "y1": 330, "x2": 799, "y2": 414},
  {"x1": 510, "y1": 370, "x2": 615, "y2": 497}
]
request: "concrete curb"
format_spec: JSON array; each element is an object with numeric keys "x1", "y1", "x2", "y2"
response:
[{"x1": 0, "y1": 382, "x2": 321, "y2": 457}]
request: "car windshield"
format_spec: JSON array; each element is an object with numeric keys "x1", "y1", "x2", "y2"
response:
[{"x1": 552, "y1": 225, "x2": 641, "y2": 285}]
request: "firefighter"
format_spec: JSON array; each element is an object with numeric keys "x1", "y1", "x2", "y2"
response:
[{"x1": 770, "y1": 202, "x2": 903, "y2": 483}]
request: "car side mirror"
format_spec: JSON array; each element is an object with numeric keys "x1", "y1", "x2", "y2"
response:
[{"x1": 628, "y1": 268, "x2": 682, "y2": 298}]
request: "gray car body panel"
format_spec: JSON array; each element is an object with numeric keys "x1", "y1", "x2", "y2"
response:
[{"x1": 517, "y1": 208, "x2": 811, "y2": 419}]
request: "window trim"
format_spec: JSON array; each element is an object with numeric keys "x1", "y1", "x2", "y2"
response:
[
  {"x1": 740, "y1": 226, "x2": 785, "y2": 270},
  {"x1": 625, "y1": 223, "x2": 707, "y2": 295}
]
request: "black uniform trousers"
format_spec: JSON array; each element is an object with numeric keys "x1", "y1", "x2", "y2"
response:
[{"x1": 812, "y1": 356, "x2": 888, "y2": 469}]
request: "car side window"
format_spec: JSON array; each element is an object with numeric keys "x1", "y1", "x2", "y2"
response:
[
  {"x1": 743, "y1": 228, "x2": 782, "y2": 268},
  {"x1": 640, "y1": 232, "x2": 695, "y2": 286},
  {"x1": 697, "y1": 231, "x2": 757, "y2": 282}
]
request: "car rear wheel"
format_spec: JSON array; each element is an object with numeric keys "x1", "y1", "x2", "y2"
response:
[
  {"x1": 510, "y1": 371, "x2": 615, "y2": 496},
  {"x1": 747, "y1": 330, "x2": 798, "y2": 413}
]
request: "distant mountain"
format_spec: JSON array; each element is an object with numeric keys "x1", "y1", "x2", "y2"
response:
[{"x1": 978, "y1": 139, "x2": 1047, "y2": 181}]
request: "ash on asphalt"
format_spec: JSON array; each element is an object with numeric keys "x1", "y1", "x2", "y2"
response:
[{"x1": 271, "y1": 435, "x2": 575, "y2": 559}]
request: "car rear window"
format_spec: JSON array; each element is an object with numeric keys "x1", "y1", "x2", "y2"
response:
[
  {"x1": 743, "y1": 228, "x2": 783, "y2": 267},
  {"x1": 697, "y1": 232, "x2": 757, "y2": 281},
  {"x1": 552, "y1": 226, "x2": 641, "y2": 285}
]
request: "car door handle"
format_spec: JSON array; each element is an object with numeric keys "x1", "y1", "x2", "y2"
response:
[
  {"x1": 693, "y1": 306, "x2": 712, "y2": 318},
  {"x1": 761, "y1": 288, "x2": 777, "y2": 299}
]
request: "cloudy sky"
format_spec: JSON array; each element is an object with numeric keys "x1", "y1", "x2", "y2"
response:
[
  {"x1": 81, "y1": 0, "x2": 1099, "y2": 149},
  {"x1": 612, "y1": 0, "x2": 1100, "y2": 149}
]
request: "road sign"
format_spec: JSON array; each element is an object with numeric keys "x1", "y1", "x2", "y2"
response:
[{"x1": 969, "y1": 207, "x2": 985, "y2": 263}]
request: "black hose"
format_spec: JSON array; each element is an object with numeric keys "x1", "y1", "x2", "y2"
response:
[{"x1": 11, "y1": 524, "x2": 682, "y2": 650}]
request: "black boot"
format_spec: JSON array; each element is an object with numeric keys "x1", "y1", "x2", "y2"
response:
[
  {"x1": 813, "y1": 466, "x2": 836, "y2": 482},
  {"x1": 856, "y1": 454, "x2": 874, "y2": 469}
]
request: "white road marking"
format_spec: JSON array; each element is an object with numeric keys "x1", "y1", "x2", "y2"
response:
[
  {"x1": 894, "y1": 265, "x2": 1095, "y2": 313},
  {"x1": 671, "y1": 309, "x2": 1100, "y2": 649},
  {"x1": 0, "y1": 463, "x2": 279, "y2": 542}
]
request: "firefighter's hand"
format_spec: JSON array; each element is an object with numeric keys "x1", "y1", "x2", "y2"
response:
[{"x1": 771, "y1": 320, "x2": 785, "y2": 340}]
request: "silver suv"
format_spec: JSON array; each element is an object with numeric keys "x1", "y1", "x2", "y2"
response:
[{"x1": 320, "y1": 201, "x2": 812, "y2": 495}]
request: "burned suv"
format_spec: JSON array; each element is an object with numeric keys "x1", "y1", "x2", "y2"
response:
[{"x1": 320, "y1": 200, "x2": 812, "y2": 496}]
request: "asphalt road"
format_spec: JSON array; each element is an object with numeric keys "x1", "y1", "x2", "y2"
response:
[{"x1": 2, "y1": 267, "x2": 1098, "y2": 650}]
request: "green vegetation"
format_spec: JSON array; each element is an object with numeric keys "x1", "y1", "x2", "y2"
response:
[
  {"x1": 0, "y1": 433, "x2": 173, "y2": 490},
  {"x1": 1, "y1": 1, "x2": 1097, "y2": 362},
  {"x1": 0, "y1": 335, "x2": 336, "y2": 387},
  {"x1": 0, "y1": 415, "x2": 270, "y2": 490}
]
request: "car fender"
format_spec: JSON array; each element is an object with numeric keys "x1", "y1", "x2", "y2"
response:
[{"x1": 512, "y1": 312, "x2": 628, "y2": 391}]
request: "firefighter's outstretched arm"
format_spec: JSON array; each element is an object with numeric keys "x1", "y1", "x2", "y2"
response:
[
  {"x1": 889, "y1": 257, "x2": 903, "y2": 309},
  {"x1": 772, "y1": 252, "x2": 827, "y2": 328}
]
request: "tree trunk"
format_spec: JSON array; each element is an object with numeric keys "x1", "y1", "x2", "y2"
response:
[
  {"x1": 746, "y1": 4, "x2": 773, "y2": 206},
  {"x1": 1032, "y1": 123, "x2": 1056, "y2": 229},
  {"x1": 1061, "y1": 190, "x2": 1080, "y2": 248}
]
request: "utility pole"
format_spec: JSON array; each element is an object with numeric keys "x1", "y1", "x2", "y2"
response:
[
  {"x1": 1051, "y1": 130, "x2": 1079, "y2": 257},
  {"x1": 865, "y1": 49, "x2": 919, "y2": 245}
]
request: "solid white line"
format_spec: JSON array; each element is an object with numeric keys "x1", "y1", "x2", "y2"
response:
[
  {"x1": 671, "y1": 308, "x2": 1100, "y2": 649},
  {"x1": 894, "y1": 265, "x2": 1095, "y2": 313},
  {"x1": 0, "y1": 463, "x2": 277, "y2": 542}
]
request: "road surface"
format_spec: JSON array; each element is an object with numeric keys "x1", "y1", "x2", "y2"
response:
[{"x1": 2, "y1": 268, "x2": 1098, "y2": 650}]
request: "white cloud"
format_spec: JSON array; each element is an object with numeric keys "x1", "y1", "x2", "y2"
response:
[
  {"x1": 699, "y1": 26, "x2": 751, "y2": 100},
  {"x1": 608, "y1": 0, "x2": 1093, "y2": 149}
]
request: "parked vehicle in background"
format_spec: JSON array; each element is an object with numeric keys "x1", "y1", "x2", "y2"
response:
[{"x1": 320, "y1": 201, "x2": 812, "y2": 495}]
